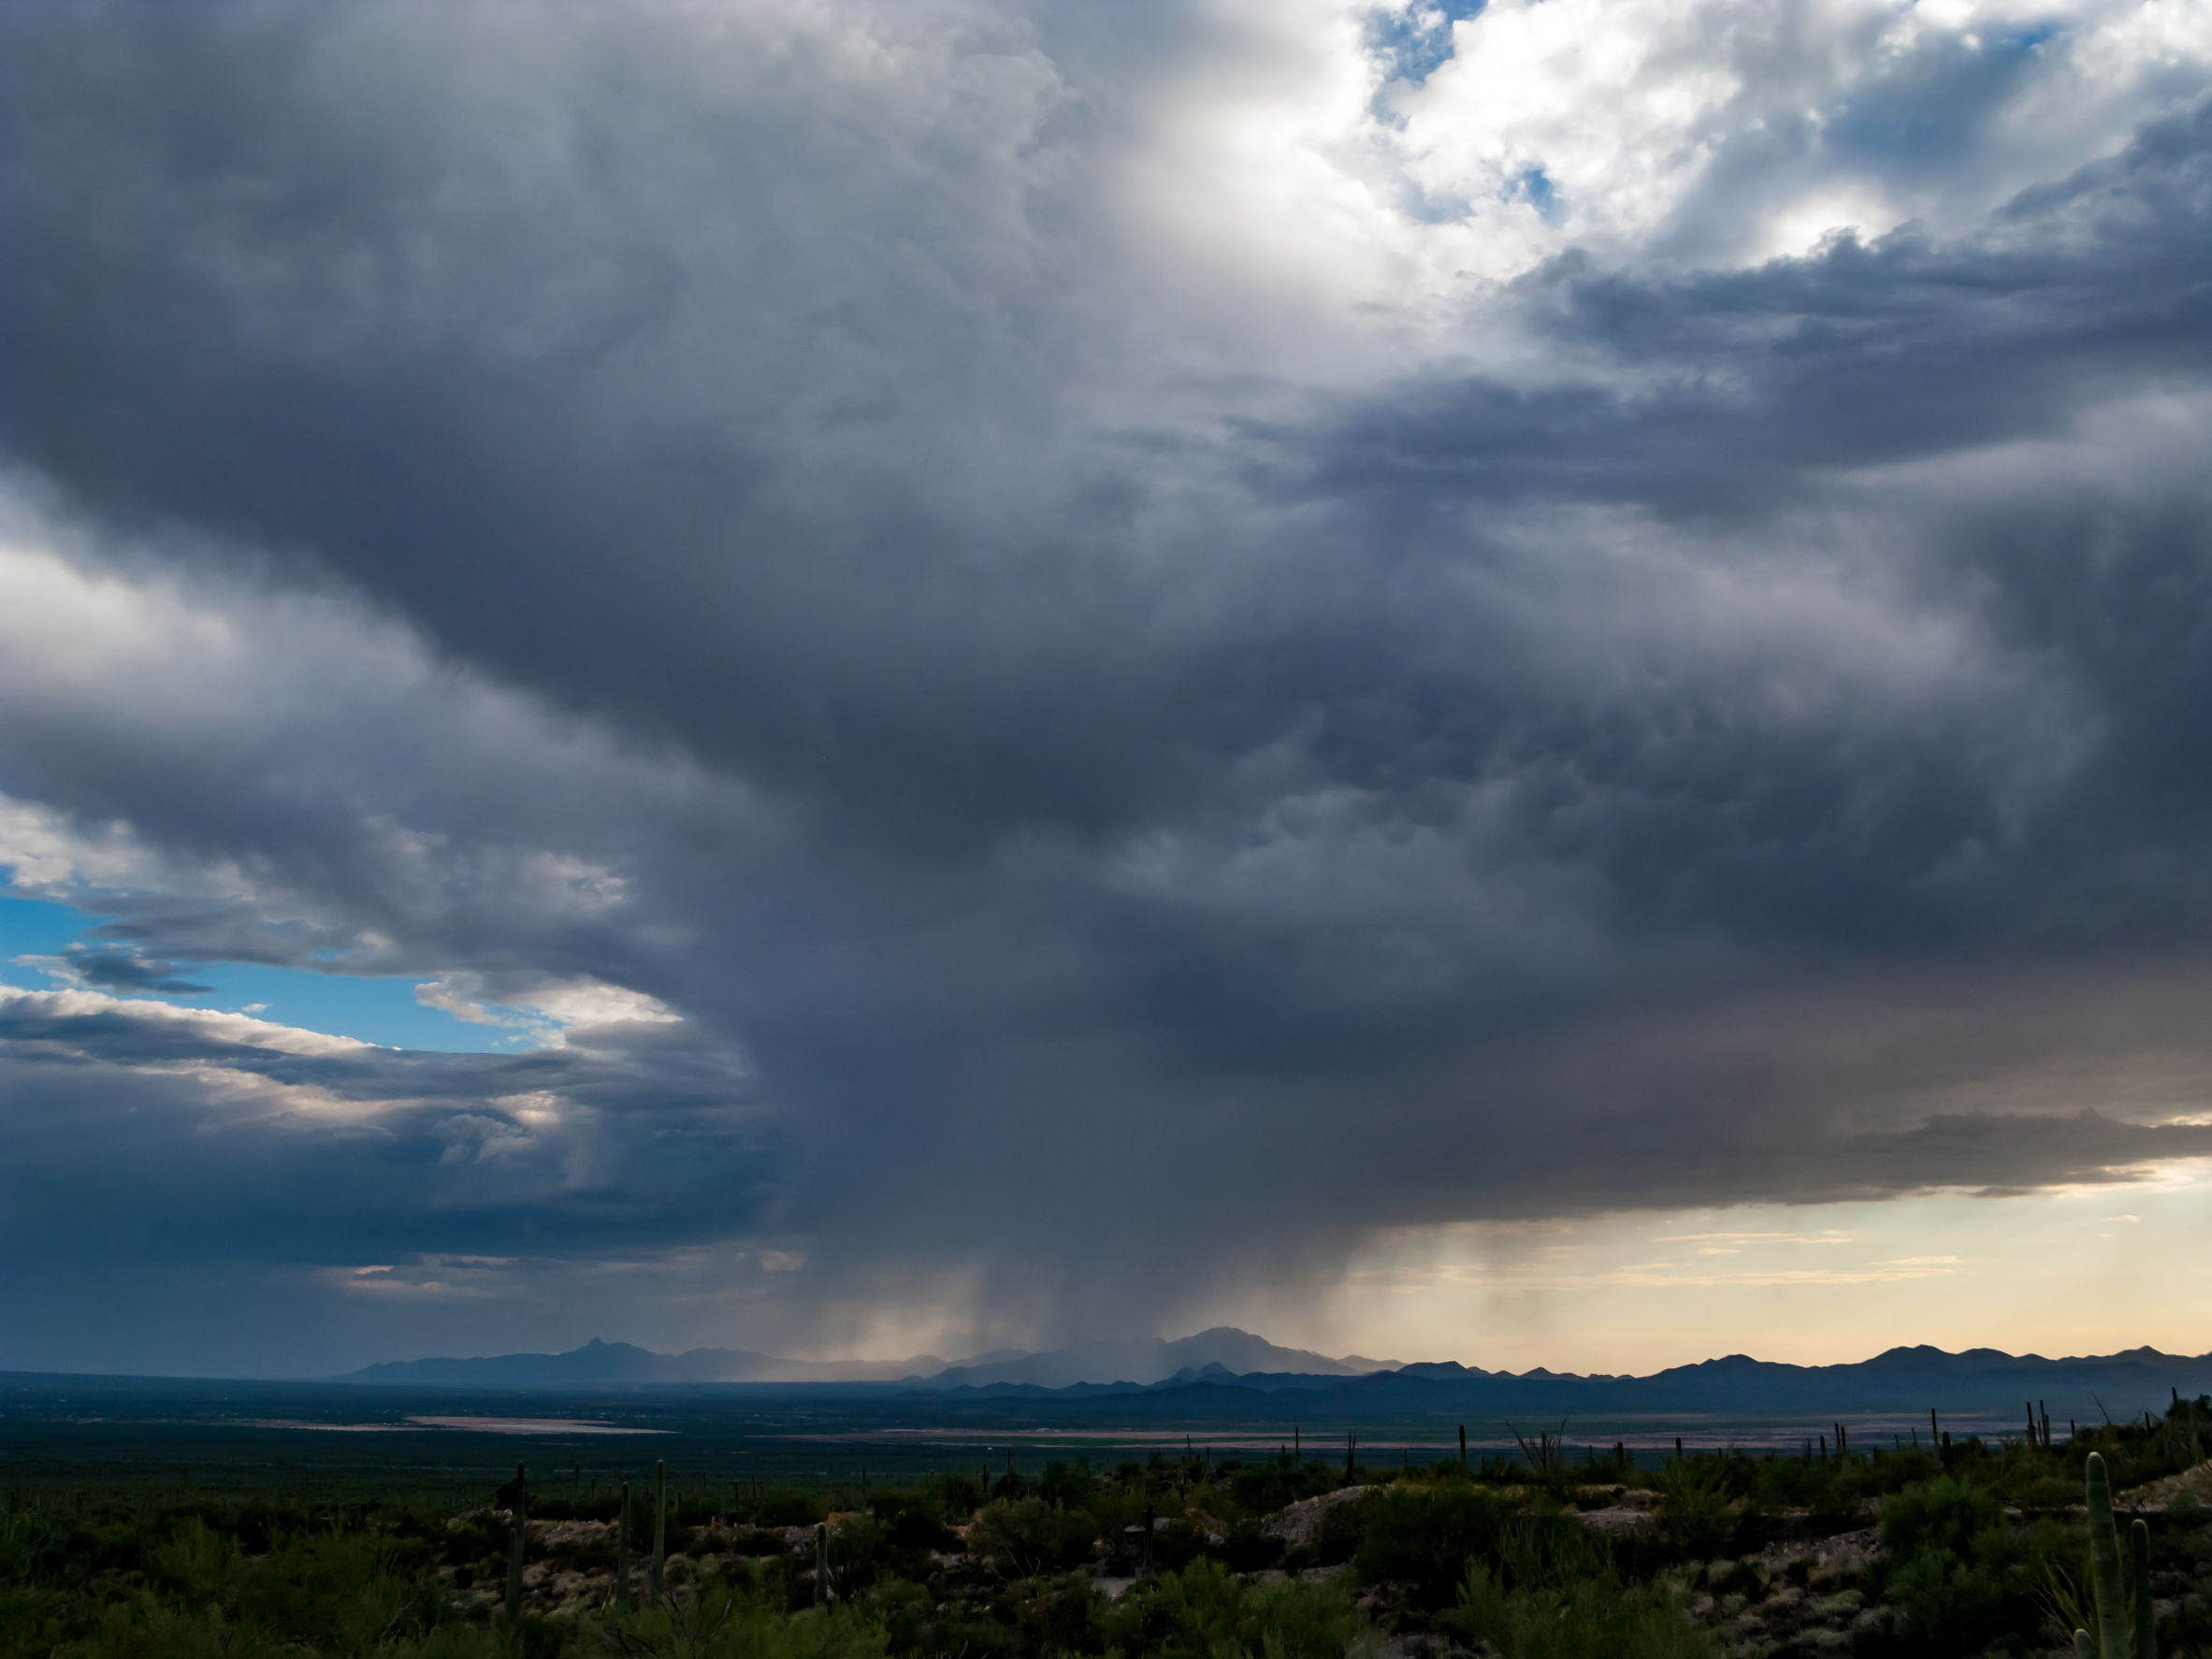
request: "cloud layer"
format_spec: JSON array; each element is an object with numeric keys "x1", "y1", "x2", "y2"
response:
[{"x1": 1, "y1": 0, "x2": 2209, "y2": 1371}]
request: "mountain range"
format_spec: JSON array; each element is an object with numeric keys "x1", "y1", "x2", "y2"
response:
[
  {"x1": 336, "y1": 1327, "x2": 1392, "y2": 1390},
  {"x1": 332, "y1": 1330, "x2": 2212, "y2": 1421}
]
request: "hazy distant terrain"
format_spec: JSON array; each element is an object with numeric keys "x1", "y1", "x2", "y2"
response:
[
  {"x1": 337, "y1": 1328, "x2": 1393, "y2": 1391},
  {"x1": 323, "y1": 1327, "x2": 2212, "y2": 1423}
]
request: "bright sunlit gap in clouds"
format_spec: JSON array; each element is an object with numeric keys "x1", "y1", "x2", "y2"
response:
[
  {"x1": 1245, "y1": 1171, "x2": 2212, "y2": 1374},
  {"x1": 2, "y1": 0, "x2": 2210, "y2": 1378}
]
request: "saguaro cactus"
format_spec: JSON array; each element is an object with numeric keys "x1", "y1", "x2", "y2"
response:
[
  {"x1": 617, "y1": 1480, "x2": 632, "y2": 1612},
  {"x1": 650, "y1": 1460, "x2": 667, "y2": 1600},
  {"x1": 505, "y1": 1462, "x2": 527, "y2": 1620},
  {"x1": 2075, "y1": 1451, "x2": 2154, "y2": 1659}
]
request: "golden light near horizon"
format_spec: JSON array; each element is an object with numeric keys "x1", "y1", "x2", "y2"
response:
[{"x1": 1240, "y1": 1166, "x2": 2212, "y2": 1376}]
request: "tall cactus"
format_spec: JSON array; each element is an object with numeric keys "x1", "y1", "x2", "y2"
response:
[{"x1": 2076, "y1": 1451, "x2": 2153, "y2": 1659}]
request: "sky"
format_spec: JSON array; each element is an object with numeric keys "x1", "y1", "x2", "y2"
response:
[{"x1": 2, "y1": 0, "x2": 2211, "y2": 1379}]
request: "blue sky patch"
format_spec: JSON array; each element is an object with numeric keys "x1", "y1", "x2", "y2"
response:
[
  {"x1": 1368, "y1": 2, "x2": 1487, "y2": 89},
  {"x1": 0, "y1": 893, "x2": 517, "y2": 1053}
]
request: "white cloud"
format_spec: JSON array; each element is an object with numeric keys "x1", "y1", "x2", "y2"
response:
[
  {"x1": 413, "y1": 973, "x2": 682, "y2": 1048},
  {"x1": 0, "y1": 982, "x2": 376, "y2": 1059}
]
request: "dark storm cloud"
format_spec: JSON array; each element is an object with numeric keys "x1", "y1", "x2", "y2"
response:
[
  {"x1": 0, "y1": 988, "x2": 774, "y2": 1256},
  {"x1": 56, "y1": 945, "x2": 212, "y2": 995},
  {"x1": 1, "y1": 0, "x2": 2210, "y2": 1364}
]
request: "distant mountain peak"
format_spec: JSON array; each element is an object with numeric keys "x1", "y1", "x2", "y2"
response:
[{"x1": 330, "y1": 1332, "x2": 2212, "y2": 1408}]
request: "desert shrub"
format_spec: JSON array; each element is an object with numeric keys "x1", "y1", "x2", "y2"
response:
[
  {"x1": 1226, "y1": 1458, "x2": 1341, "y2": 1517},
  {"x1": 1353, "y1": 1482, "x2": 1514, "y2": 1605},
  {"x1": 1005, "y1": 1571, "x2": 1106, "y2": 1655},
  {"x1": 923, "y1": 1473, "x2": 986, "y2": 1517},
  {"x1": 863, "y1": 1486, "x2": 958, "y2": 1557},
  {"x1": 2159, "y1": 1505, "x2": 2212, "y2": 1657},
  {"x1": 1657, "y1": 1464, "x2": 1740, "y2": 1559},
  {"x1": 1884, "y1": 1544, "x2": 2016, "y2": 1654},
  {"x1": 1754, "y1": 1452, "x2": 1842, "y2": 1510},
  {"x1": 148, "y1": 1515, "x2": 245, "y2": 1600},
  {"x1": 885, "y1": 1513, "x2": 957, "y2": 1565},
  {"x1": 1454, "y1": 1557, "x2": 1712, "y2": 1659},
  {"x1": 1077, "y1": 1479, "x2": 1147, "y2": 1546},
  {"x1": 1873, "y1": 1479, "x2": 2074, "y2": 1656},
  {"x1": 1497, "y1": 1509, "x2": 1614, "y2": 1591},
  {"x1": 1103, "y1": 1558, "x2": 1356, "y2": 1659},
  {"x1": 822, "y1": 1513, "x2": 887, "y2": 1597},
  {"x1": 1878, "y1": 1477, "x2": 2004, "y2": 1561},
  {"x1": 9, "y1": 1518, "x2": 480, "y2": 1659},
  {"x1": 0, "y1": 1505, "x2": 72, "y2": 1584},
  {"x1": 755, "y1": 1489, "x2": 829, "y2": 1529},
  {"x1": 967, "y1": 1499, "x2": 1095, "y2": 1579},
  {"x1": 1034, "y1": 1461, "x2": 1095, "y2": 1511},
  {"x1": 865, "y1": 1580, "x2": 1019, "y2": 1659},
  {"x1": 1217, "y1": 1522, "x2": 1285, "y2": 1573},
  {"x1": 1145, "y1": 1515, "x2": 1211, "y2": 1575},
  {"x1": 1312, "y1": 1488, "x2": 1378, "y2": 1566}
]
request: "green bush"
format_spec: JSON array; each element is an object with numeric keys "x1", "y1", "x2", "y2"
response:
[
  {"x1": 967, "y1": 1499, "x2": 1095, "y2": 1579},
  {"x1": 1454, "y1": 1559, "x2": 1713, "y2": 1659},
  {"x1": 1496, "y1": 1510, "x2": 1615, "y2": 1591},
  {"x1": 1102, "y1": 1559, "x2": 1356, "y2": 1659},
  {"x1": 1656, "y1": 1464, "x2": 1739, "y2": 1559},
  {"x1": 1034, "y1": 1462, "x2": 1096, "y2": 1511},
  {"x1": 864, "y1": 1580, "x2": 1018, "y2": 1659},
  {"x1": 5, "y1": 1512, "x2": 478, "y2": 1659},
  {"x1": 1876, "y1": 1479, "x2": 2073, "y2": 1656},
  {"x1": 1878, "y1": 1476, "x2": 2004, "y2": 1560},
  {"x1": 1352, "y1": 1483, "x2": 1514, "y2": 1606},
  {"x1": 1225, "y1": 1459, "x2": 1340, "y2": 1517}
]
